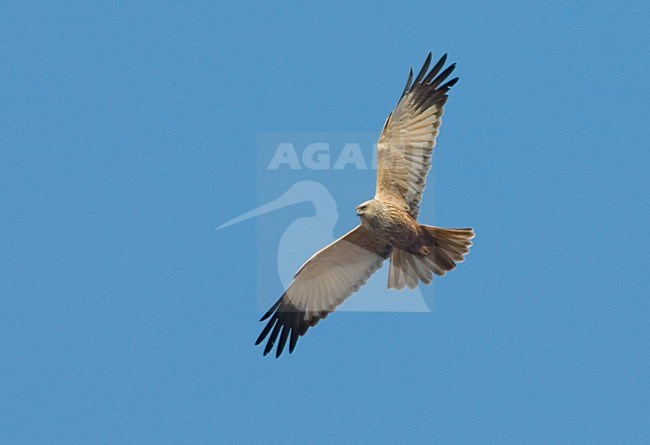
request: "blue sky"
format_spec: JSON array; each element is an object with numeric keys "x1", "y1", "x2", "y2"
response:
[{"x1": 1, "y1": 1, "x2": 649, "y2": 444}]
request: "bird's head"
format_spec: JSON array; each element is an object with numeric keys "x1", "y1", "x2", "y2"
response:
[{"x1": 356, "y1": 199, "x2": 375, "y2": 217}]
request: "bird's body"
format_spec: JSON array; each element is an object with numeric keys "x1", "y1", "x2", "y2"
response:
[
  {"x1": 357, "y1": 199, "x2": 422, "y2": 255},
  {"x1": 248, "y1": 52, "x2": 475, "y2": 357}
]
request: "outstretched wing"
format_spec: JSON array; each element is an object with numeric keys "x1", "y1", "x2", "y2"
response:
[
  {"x1": 256, "y1": 225, "x2": 391, "y2": 358},
  {"x1": 375, "y1": 52, "x2": 458, "y2": 218}
]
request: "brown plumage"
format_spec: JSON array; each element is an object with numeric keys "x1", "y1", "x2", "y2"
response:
[{"x1": 256, "y1": 52, "x2": 474, "y2": 357}]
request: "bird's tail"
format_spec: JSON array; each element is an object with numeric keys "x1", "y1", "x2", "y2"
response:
[{"x1": 387, "y1": 226, "x2": 474, "y2": 289}]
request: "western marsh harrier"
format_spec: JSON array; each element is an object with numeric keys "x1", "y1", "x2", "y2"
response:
[{"x1": 257, "y1": 52, "x2": 474, "y2": 357}]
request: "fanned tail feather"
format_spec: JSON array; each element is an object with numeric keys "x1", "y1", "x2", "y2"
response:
[{"x1": 388, "y1": 226, "x2": 474, "y2": 290}]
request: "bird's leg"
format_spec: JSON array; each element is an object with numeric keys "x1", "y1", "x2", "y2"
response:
[
  {"x1": 406, "y1": 241, "x2": 430, "y2": 258},
  {"x1": 404, "y1": 225, "x2": 437, "y2": 258}
]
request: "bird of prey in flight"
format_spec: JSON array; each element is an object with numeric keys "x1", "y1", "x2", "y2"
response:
[{"x1": 257, "y1": 52, "x2": 474, "y2": 357}]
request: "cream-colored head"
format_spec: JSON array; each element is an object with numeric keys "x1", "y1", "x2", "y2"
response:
[{"x1": 356, "y1": 199, "x2": 377, "y2": 218}]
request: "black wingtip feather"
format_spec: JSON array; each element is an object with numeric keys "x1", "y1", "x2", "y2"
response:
[
  {"x1": 259, "y1": 295, "x2": 283, "y2": 321},
  {"x1": 289, "y1": 327, "x2": 299, "y2": 353},
  {"x1": 257, "y1": 294, "x2": 317, "y2": 357},
  {"x1": 255, "y1": 316, "x2": 275, "y2": 345},
  {"x1": 412, "y1": 52, "x2": 432, "y2": 86},
  {"x1": 402, "y1": 67, "x2": 414, "y2": 97},
  {"x1": 423, "y1": 53, "x2": 448, "y2": 84},
  {"x1": 276, "y1": 325, "x2": 290, "y2": 358},
  {"x1": 430, "y1": 63, "x2": 457, "y2": 89},
  {"x1": 442, "y1": 77, "x2": 459, "y2": 89},
  {"x1": 263, "y1": 321, "x2": 282, "y2": 356}
]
